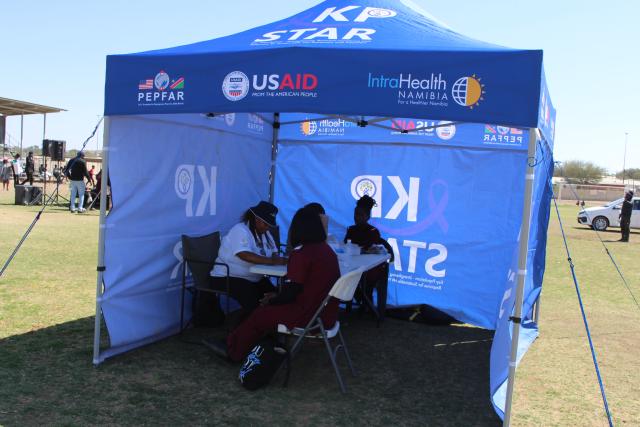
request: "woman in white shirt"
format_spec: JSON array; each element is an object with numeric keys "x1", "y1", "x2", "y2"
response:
[{"x1": 211, "y1": 201, "x2": 287, "y2": 315}]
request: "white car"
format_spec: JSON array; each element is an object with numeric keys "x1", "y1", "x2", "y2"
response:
[{"x1": 577, "y1": 197, "x2": 640, "y2": 231}]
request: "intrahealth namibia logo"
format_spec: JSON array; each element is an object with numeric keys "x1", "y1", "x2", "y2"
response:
[
  {"x1": 451, "y1": 75, "x2": 485, "y2": 109},
  {"x1": 138, "y1": 70, "x2": 185, "y2": 107},
  {"x1": 300, "y1": 117, "x2": 355, "y2": 137}
]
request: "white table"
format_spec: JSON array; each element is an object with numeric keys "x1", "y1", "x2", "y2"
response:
[{"x1": 249, "y1": 253, "x2": 390, "y2": 278}]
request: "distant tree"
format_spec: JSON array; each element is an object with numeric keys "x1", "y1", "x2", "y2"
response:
[
  {"x1": 554, "y1": 160, "x2": 606, "y2": 184},
  {"x1": 615, "y1": 168, "x2": 640, "y2": 181},
  {"x1": 25, "y1": 145, "x2": 42, "y2": 156},
  {"x1": 66, "y1": 149, "x2": 78, "y2": 158}
]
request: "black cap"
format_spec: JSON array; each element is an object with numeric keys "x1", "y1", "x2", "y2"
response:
[{"x1": 249, "y1": 201, "x2": 278, "y2": 227}]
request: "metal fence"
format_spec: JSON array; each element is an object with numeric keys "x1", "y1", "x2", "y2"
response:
[{"x1": 554, "y1": 183, "x2": 639, "y2": 202}]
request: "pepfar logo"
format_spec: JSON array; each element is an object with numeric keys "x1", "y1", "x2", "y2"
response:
[
  {"x1": 138, "y1": 70, "x2": 185, "y2": 107},
  {"x1": 483, "y1": 125, "x2": 523, "y2": 146},
  {"x1": 451, "y1": 74, "x2": 485, "y2": 109},
  {"x1": 175, "y1": 164, "x2": 217, "y2": 217}
]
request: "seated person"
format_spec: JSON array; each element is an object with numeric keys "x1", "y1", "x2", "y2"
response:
[
  {"x1": 208, "y1": 207, "x2": 341, "y2": 362},
  {"x1": 285, "y1": 202, "x2": 329, "y2": 254},
  {"x1": 344, "y1": 195, "x2": 393, "y2": 318},
  {"x1": 210, "y1": 201, "x2": 287, "y2": 318}
]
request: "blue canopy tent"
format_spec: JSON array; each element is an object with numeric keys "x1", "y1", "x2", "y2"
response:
[{"x1": 95, "y1": 0, "x2": 557, "y2": 424}]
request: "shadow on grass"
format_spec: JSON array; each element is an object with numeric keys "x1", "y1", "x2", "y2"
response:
[{"x1": 0, "y1": 315, "x2": 499, "y2": 426}]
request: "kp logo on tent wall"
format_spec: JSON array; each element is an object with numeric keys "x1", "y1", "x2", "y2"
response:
[{"x1": 175, "y1": 164, "x2": 217, "y2": 217}]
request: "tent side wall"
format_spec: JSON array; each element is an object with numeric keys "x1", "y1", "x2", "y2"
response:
[{"x1": 96, "y1": 113, "x2": 272, "y2": 361}]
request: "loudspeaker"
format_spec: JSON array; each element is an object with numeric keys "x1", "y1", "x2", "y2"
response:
[
  {"x1": 14, "y1": 185, "x2": 43, "y2": 205},
  {"x1": 52, "y1": 140, "x2": 65, "y2": 161},
  {"x1": 42, "y1": 139, "x2": 66, "y2": 161},
  {"x1": 42, "y1": 139, "x2": 52, "y2": 157}
]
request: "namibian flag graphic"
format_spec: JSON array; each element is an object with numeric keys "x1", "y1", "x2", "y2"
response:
[
  {"x1": 170, "y1": 77, "x2": 184, "y2": 89},
  {"x1": 484, "y1": 125, "x2": 496, "y2": 134}
]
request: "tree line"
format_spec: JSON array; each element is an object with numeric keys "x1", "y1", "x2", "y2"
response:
[
  {"x1": 2, "y1": 144, "x2": 101, "y2": 159},
  {"x1": 553, "y1": 160, "x2": 640, "y2": 183}
]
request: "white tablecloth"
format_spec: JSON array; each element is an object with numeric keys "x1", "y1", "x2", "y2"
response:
[{"x1": 249, "y1": 253, "x2": 390, "y2": 278}]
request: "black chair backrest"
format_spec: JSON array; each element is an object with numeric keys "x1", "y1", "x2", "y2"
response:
[{"x1": 181, "y1": 231, "x2": 221, "y2": 288}]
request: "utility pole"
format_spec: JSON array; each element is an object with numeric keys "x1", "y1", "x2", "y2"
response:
[{"x1": 622, "y1": 132, "x2": 628, "y2": 186}]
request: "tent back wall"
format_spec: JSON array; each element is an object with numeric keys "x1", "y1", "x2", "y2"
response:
[
  {"x1": 100, "y1": 114, "x2": 272, "y2": 358},
  {"x1": 274, "y1": 121, "x2": 529, "y2": 328}
]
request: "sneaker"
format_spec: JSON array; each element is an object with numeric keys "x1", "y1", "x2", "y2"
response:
[
  {"x1": 70, "y1": 209, "x2": 77, "y2": 213},
  {"x1": 78, "y1": 208, "x2": 86, "y2": 213}
]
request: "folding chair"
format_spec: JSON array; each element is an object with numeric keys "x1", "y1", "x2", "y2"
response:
[
  {"x1": 180, "y1": 231, "x2": 230, "y2": 332},
  {"x1": 277, "y1": 267, "x2": 364, "y2": 393}
]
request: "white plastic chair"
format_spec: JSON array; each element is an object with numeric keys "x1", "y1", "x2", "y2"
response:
[{"x1": 277, "y1": 267, "x2": 364, "y2": 393}]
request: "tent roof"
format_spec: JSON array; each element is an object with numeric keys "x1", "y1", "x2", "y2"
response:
[
  {"x1": 132, "y1": 0, "x2": 516, "y2": 55},
  {"x1": 0, "y1": 97, "x2": 65, "y2": 116},
  {"x1": 104, "y1": 0, "x2": 555, "y2": 141}
]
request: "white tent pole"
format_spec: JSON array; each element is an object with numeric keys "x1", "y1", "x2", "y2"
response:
[
  {"x1": 269, "y1": 112, "x2": 280, "y2": 203},
  {"x1": 20, "y1": 114, "x2": 24, "y2": 158},
  {"x1": 42, "y1": 114, "x2": 47, "y2": 195},
  {"x1": 93, "y1": 116, "x2": 111, "y2": 365},
  {"x1": 503, "y1": 127, "x2": 538, "y2": 426}
]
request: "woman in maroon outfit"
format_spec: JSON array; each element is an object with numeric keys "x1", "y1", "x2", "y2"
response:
[
  {"x1": 209, "y1": 207, "x2": 341, "y2": 362},
  {"x1": 344, "y1": 195, "x2": 393, "y2": 319}
]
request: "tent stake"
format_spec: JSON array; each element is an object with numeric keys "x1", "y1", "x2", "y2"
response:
[{"x1": 503, "y1": 128, "x2": 537, "y2": 426}]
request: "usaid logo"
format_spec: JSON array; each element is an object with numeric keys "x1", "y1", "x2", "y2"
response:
[
  {"x1": 435, "y1": 121, "x2": 456, "y2": 140},
  {"x1": 175, "y1": 164, "x2": 217, "y2": 217},
  {"x1": 222, "y1": 71, "x2": 250, "y2": 101}
]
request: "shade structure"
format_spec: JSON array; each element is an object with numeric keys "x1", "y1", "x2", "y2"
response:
[{"x1": 96, "y1": 1, "x2": 557, "y2": 423}]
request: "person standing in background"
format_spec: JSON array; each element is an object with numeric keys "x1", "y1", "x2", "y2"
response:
[
  {"x1": 88, "y1": 165, "x2": 96, "y2": 187},
  {"x1": 21, "y1": 151, "x2": 35, "y2": 186},
  {"x1": 65, "y1": 152, "x2": 94, "y2": 213},
  {"x1": 11, "y1": 153, "x2": 22, "y2": 187},
  {"x1": 619, "y1": 191, "x2": 633, "y2": 242},
  {"x1": 1, "y1": 158, "x2": 11, "y2": 190}
]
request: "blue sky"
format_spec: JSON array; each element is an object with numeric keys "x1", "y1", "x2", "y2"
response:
[{"x1": 1, "y1": 0, "x2": 637, "y2": 172}]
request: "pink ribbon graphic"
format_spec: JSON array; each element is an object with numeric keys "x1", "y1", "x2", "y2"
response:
[{"x1": 374, "y1": 179, "x2": 449, "y2": 236}]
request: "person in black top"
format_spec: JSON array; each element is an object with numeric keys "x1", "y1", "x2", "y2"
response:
[
  {"x1": 21, "y1": 151, "x2": 35, "y2": 186},
  {"x1": 65, "y1": 152, "x2": 94, "y2": 213},
  {"x1": 23, "y1": 151, "x2": 35, "y2": 185},
  {"x1": 344, "y1": 195, "x2": 394, "y2": 319},
  {"x1": 619, "y1": 191, "x2": 633, "y2": 242}
]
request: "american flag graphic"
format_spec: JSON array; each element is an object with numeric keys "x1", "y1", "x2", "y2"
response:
[{"x1": 138, "y1": 79, "x2": 153, "y2": 90}]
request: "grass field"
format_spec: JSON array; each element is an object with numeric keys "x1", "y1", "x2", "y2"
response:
[{"x1": 0, "y1": 186, "x2": 639, "y2": 426}]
